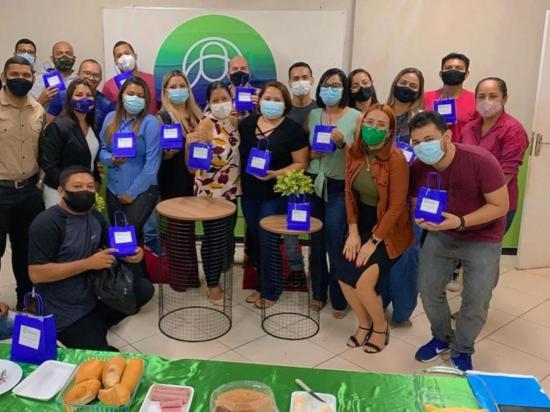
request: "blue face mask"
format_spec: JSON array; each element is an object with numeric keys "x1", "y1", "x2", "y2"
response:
[
  {"x1": 123, "y1": 95, "x2": 146, "y2": 115},
  {"x1": 260, "y1": 100, "x2": 285, "y2": 120},
  {"x1": 18, "y1": 53, "x2": 35, "y2": 65},
  {"x1": 71, "y1": 97, "x2": 95, "y2": 113},
  {"x1": 168, "y1": 88, "x2": 189, "y2": 105},
  {"x1": 413, "y1": 139, "x2": 445, "y2": 165},
  {"x1": 319, "y1": 87, "x2": 343, "y2": 106}
]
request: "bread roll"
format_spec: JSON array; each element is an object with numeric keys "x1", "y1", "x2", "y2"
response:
[
  {"x1": 214, "y1": 389, "x2": 276, "y2": 412},
  {"x1": 75, "y1": 359, "x2": 104, "y2": 384},
  {"x1": 102, "y1": 356, "x2": 127, "y2": 388},
  {"x1": 120, "y1": 358, "x2": 143, "y2": 393},
  {"x1": 64, "y1": 379, "x2": 101, "y2": 405},
  {"x1": 98, "y1": 383, "x2": 131, "y2": 406}
]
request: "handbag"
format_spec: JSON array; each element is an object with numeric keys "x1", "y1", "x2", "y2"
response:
[
  {"x1": 92, "y1": 260, "x2": 137, "y2": 315},
  {"x1": 11, "y1": 291, "x2": 57, "y2": 365}
]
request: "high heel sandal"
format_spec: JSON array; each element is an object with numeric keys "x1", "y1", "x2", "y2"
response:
[
  {"x1": 363, "y1": 324, "x2": 390, "y2": 353},
  {"x1": 346, "y1": 325, "x2": 372, "y2": 348}
]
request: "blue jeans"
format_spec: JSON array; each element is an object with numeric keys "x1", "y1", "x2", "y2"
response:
[
  {"x1": 143, "y1": 209, "x2": 158, "y2": 245},
  {"x1": 241, "y1": 196, "x2": 286, "y2": 300},
  {"x1": 309, "y1": 185, "x2": 347, "y2": 311},
  {"x1": 381, "y1": 222, "x2": 422, "y2": 323}
]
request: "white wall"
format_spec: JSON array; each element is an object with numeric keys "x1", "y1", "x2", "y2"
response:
[{"x1": 352, "y1": 0, "x2": 550, "y2": 132}]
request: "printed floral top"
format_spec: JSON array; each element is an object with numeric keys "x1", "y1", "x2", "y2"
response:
[{"x1": 194, "y1": 114, "x2": 241, "y2": 200}]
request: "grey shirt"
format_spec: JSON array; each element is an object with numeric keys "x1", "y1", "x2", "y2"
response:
[
  {"x1": 30, "y1": 71, "x2": 79, "y2": 109},
  {"x1": 287, "y1": 100, "x2": 318, "y2": 130},
  {"x1": 28, "y1": 206, "x2": 106, "y2": 331}
]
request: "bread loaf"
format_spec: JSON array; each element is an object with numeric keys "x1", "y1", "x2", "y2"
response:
[
  {"x1": 102, "y1": 356, "x2": 127, "y2": 388},
  {"x1": 98, "y1": 383, "x2": 131, "y2": 406},
  {"x1": 64, "y1": 379, "x2": 101, "y2": 405},
  {"x1": 75, "y1": 359, "x2": 104, "y2": 384},
  {"x1": 120, "y1": 358, "x2": 143, "y2": 393}
]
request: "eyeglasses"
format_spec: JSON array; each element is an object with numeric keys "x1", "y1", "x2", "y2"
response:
[
  {"x1": 81, "y1": 70, "x2": 101, "y2": 80},
  {"x1": 322, "y1": 83, "x2": 344, "y2": 89}
]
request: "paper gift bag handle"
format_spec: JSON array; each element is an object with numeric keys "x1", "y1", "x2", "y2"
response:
[
  {"x1": 426, "y1": 172, "x2": 442, "y2": 190},
  {"x1": 256, "y1": 136, "x2": 270, "y2": 151},
  {"x1": 113, "y1": 210, "x2": 130, "y2": 227},
  {"x1": 24, "y1": 290, "x2": 46, "y2": 316}
]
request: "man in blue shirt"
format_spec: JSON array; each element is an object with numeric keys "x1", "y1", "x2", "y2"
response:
[{"x1": 47, "y1": 59, "x2": 115, "y2": 136}]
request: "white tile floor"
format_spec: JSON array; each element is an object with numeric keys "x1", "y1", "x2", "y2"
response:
[{"x1": 2, "y1": 244, "x2": 550, "y2": 387}]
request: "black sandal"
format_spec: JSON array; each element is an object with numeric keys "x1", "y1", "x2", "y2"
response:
[
  {"x1": 363, "y1": 324, "x2": 390, "y2": 353},
  {"x1": 347, "y1": 325, "x2": 372, "y2": 348}
]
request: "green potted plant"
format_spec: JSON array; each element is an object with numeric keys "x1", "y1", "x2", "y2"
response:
[{"x1": 274, "y1": 170, "x2": 314, "y2": 231}]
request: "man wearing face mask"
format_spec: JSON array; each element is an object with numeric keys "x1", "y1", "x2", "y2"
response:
[
  {"x1": 14, "y1": 38, "x2": 38, "y2": 67},
  {"x1": 409, "y1": 111, "x2": 508, "y2": 371},
  {"x1": 28, "y1": 166, "x2": 154, "y2": 350},
  {"x1": 30, "y1": 41, "x2": 79, "y2": 108},
  {"x1": 287, "y1": 61, "x2": 318, "y2": 128},
  {"x1": 0, "y1": 56, "x2": 45, "y2": 311},
  {"x1": 227, "y1": 55, "x2": 259, "y2": 120},
  {"x1": 102, "y1": 41, "x2": 158, "y2": 115},
  {"x1": 424, "y1": 53, "x2": 477, "y2": 143}
]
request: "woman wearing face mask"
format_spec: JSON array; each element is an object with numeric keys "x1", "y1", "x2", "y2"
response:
[
  {"x1": 342, "y1": 104, "x2": 413, "y2": 353},
  {"x1": 40, "y1": 79, "x2": 100, "y2": 208},
  {"x1": 239, "y1": 81, "x2": 309, "y2": 308},
  {"x1": 306, "y1": 68, "x2": 361, "y2": 318},
  {"x1": 99, "y1": 76, "x2": 161, "y2": 234},
  {"x1": 387, "y1": 68, "x2": 425, "y2": 144},
  {"x1": 461, "y1": 77, "x2": 528, "y2": 232},
  {"x1": 186, "y1": 81, "x2": 240, "y2": 303},
  {"x1": 348, "y1": 68, "x2": 378, "y2": 113}
]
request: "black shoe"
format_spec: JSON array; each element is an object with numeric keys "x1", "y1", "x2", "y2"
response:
[{"x1": 347, "y1": 325, "x2": 372, "y2": 348}]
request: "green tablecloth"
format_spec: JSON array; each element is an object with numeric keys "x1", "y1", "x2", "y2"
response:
[{"x1": 0, "y1": 343, "x2": 478, "y2": 412}]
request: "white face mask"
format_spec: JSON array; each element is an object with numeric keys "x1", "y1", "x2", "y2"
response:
[
  {"x1": 117, "y1": 54, "x2": 136, "y2": 73},
  {"x1": 210, "y1": 101, "x2": 233, "y2": 120},
  {"x1": 290, "y1": 80, "x2": 312, "y2": 97}
]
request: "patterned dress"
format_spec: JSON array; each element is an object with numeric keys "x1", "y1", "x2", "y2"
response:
[{"x1": 194, "y1": 114, "x2": 241, "y2": 200}]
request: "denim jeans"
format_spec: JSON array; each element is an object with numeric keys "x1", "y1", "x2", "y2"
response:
[
  {"x1": 381, "y1": 222, "x2": 422, "y2": 323},
  {"x1": 283, "y1": 235, "x2": 304, "y2": 272},
  {"x1": 309, "y1": 181, "x2": 347, "y2": 311},
  {"x1": 418, "y1": 231, "x2": 501, "y2": 355},
  {"x1": 241, "y1": 196, "x2": 286, "y2": 300},
  {"x1": 143, "y1": 209, "x2": 158, "y2": 245}
]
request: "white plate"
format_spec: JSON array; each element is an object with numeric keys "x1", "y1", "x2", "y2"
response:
[
  {"x1": 0, "y1": 359, "x2": 23, "y2": 396},
  {"x1": 290, "y1": 391, "x2": 337, "y2": 412},
  {"x1": 139, "y1": 383, "x2": 195, "y2": 412},
  {"x1": 12, "y1": 360, "x2": 76, "y2": 401}
]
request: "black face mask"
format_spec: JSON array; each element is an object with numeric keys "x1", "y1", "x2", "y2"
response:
[
  {"x1": 441, "y1": 69, "x2": 466, "y2": 86},
  {"x1": 54, "y1": 56, "x2": 75, "y2": 72},
  {"x1": 64, "y1": 190, "x2": 95, "y2": 213},
  {"x1": 393, "y1": 85, "x2": 418, "y2": 103},
  {"x1": 351, "y1": 86, "x2": 374, "y2": 102},
  {"x1": 229, "y1": 71, "x2": 249, "y2": 87},
  {"x1": 6, "y1": 78, "x2": 33, "y2": 97}
]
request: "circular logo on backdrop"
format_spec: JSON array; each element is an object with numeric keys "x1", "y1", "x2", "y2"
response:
[{"x1": 154, "y1": 14, "x2": 277, "y2": 107}]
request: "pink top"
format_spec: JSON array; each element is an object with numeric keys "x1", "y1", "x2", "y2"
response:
[
  {"x1": 410, "y1": 144, "x2": 507, "y2": 243},
  {"x1": 102, "y1": 70, "x2": 159, "y2": 115},
  {"x1": 461, "y1": 112, "x2": 529, "y2": 211},
  {"x1": 424, "y1": 88, "x2": 478, "y2": 142}
]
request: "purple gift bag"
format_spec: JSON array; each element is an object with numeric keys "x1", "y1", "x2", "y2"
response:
[
  {"x1": 434, "y1": 98, "x2": 457, "y2": 124},
  {"x1": 414, "y1": 172, "x2": 448, "y2": 224},
  {"x1": 246, "y1": 136, "x2": 272, "y2": 177},
  {"x1": 160, "y1": 124, "x2": 184, "y2": 150},
  {"x1": 10, "y1": 291, "x2": 57, "y2": 365},
  {"x1": 311, "y1": 124, "x2": 336, "y2": 153},
  {"x1": 395, "y1": 141, "x2": 416, "y2": 165},
  {"x1": 43, "y1": 70, "x2": 66, "y2": 91},
  {"x1": 112, "y1": 131, "x2": 137, "y2": 158},
  {"x1": 114, "y1": 71, "x2": 133, "y2": 90},
  {"x1": 287, "y1": 194, "x2": 312, "y2": 231},
  {"x1": 108, "y1": 211, "x2": 138, "y2": 257},
  {"x1": 187, "y1": 142, "x2": 212, "y2": 171},
  {"x1": 234, "y1": 87, "x2": 256, "y2": 111}
]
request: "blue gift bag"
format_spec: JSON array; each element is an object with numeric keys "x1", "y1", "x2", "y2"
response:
[
  {"x1": 114, "y1": 71, "x2": 133, "y2": 90},
  {"x1": 160, "y1": 124, "x2": 184, "y2": 150},
  {"x1": 311, "y1": 124, "x2": 336, "y2": 153},
  {"x1": 43, "y1": 70, "x2": 66, "y2": 91},
  {"x1": 246, "y1": 137, "x2": 271, "y2": 177},
  {"x1": 187, "y1": 142, "x2": 213, "y2": 171},
  {"x1": 414, "y1": 172, "x2": 447, "y2": 224},
  {"x1": 11, "y1": 292, "x2": 57, "y2": 365},
  {"x1": 395, "y1": 141, "x2": 416, "y2": 165},
  {"x1": 112, "y1": 131, "x2": 137, "y2": 158},
  {"x1": 434, "y1": 98, "x2": 457, "y2": 124},
  {"x1": 287, "y1": 195, "x2": 312, "y2": 231},
  {"x1": 234, "y1": 87, "x2": 256, "y2": 111},
  {"x1": 108, "y1": 211, "x2": 138, "y2": 258}
]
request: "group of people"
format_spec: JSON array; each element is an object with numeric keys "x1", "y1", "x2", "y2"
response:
[{"x1": 0, "y1": 37, "x2": 529, "y2": 371}]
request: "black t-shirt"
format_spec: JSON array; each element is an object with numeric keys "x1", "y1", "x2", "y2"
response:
[
  {"x1": 28, "y1": 206, "x2": 107, "y2": 331},
  {"x1": 238, "y1": 114, "x2": 309, "y2": 199}
]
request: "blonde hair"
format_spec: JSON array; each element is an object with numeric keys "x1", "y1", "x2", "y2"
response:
[{"x1": 160, "y1": 70, "x2": 202, "y2": 129}]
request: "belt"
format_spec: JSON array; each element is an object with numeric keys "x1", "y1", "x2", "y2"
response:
[{"x1": 0, "y1": 174, "x2": 39, "y2": 189}]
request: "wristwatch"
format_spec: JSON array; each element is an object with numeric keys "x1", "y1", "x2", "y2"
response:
[
  {"x1": 456, "y1": 216, "x2": 466, "y2": 232},
  {"x1": 369, "y1": 235, "x2": 380, "y2": 246}
]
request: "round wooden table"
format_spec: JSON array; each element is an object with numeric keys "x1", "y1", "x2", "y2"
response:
[
  {"x1": 258, "y1": 215, "x2": 323, "y2": 340},
  {"x1": 156, "y1": 197, "x2": 236, "y2": 342}
]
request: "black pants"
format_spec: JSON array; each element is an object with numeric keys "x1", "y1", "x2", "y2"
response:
[
  {"x1": 57, "y1": 271, "x2": 154, "y2": 350},
  {"x1": 106, "y1": 186, "x2": 159, "y2": 236},
  {"x1": 0, "y1": 184, "x2": 44, "y2": 309}
]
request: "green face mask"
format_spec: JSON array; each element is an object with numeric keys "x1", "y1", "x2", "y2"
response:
[{"x1": 361, "y1": 125, "x2": 387, "y2": 146}]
